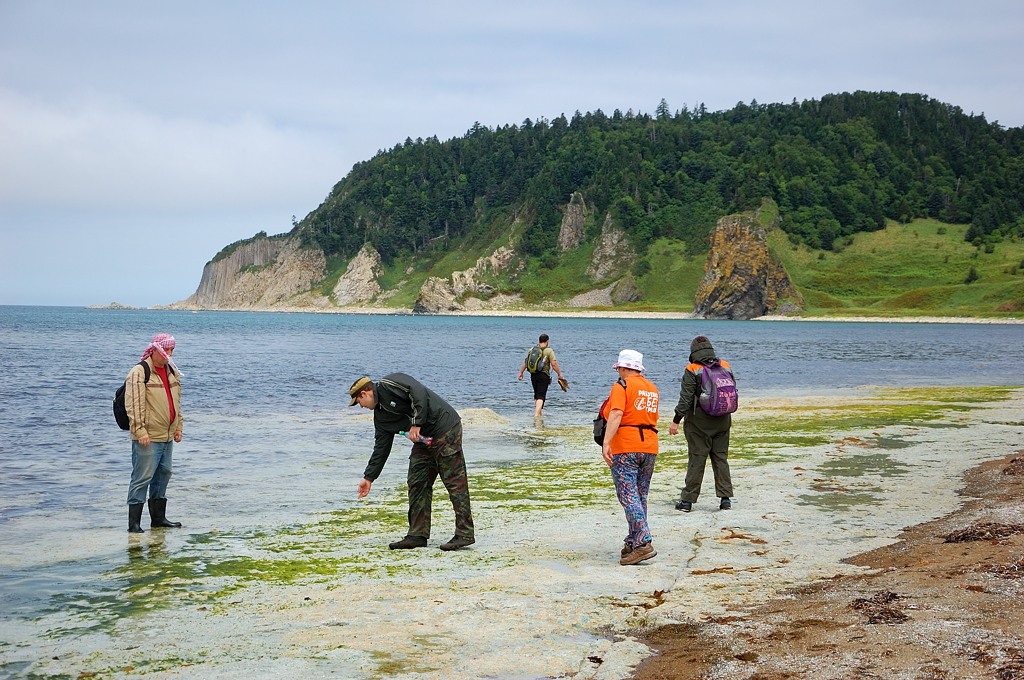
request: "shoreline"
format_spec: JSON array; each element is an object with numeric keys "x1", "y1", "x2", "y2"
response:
[
  {"x1": 632, "y1": 450, "x2": 1024, "y2": 679},
  {"x1": 4, "y1": 387, "x2": 1022, "y2": 678},
  {"x1": 128, "y1": 303, "x2": 1024, "y2": 324}
]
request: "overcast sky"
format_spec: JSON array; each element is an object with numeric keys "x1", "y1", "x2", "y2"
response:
[{"x1": 1, "y1": 1, "x2": 1021, "y2": 307}]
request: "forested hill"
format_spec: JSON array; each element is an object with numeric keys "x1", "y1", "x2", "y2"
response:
[{"x1": 293, "y1": 91, "x2": 1022, "y2": 267}]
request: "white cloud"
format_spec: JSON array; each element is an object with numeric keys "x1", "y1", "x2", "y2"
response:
[
  {"x1": 0, "y1": 88, "x2": 341, "y2": 212},
  {"x1": 1, "y1": 0, "x2": 1021, "y2": 306}
]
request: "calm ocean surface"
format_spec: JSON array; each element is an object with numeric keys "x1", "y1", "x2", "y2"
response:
[
  {"x1": 2, "y1": 305, "x2": 1022, "y2": 521},
  {"x1": 0, "y1": 305, "x2": 1022, "y2": 677}
]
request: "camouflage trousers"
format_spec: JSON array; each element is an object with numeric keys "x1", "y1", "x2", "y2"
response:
[{"x1": 406, "y1": 423, "x2": 475, "y2": 540}]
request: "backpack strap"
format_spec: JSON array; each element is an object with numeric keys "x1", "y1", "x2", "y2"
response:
[{"x1": 139, "y1": 361, "x2": 151, "y2": 383}]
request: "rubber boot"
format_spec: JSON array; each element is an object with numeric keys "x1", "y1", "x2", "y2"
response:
[
  {"x1": 128, "y1": 503, "x2": 145, "y2": 533},
  {"x1": 148, "y1": 498, "x2": 182, "y2": 528}
]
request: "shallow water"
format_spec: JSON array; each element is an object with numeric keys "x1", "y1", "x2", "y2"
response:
[{"x1": 1, "y1": 307, "x2": 1023, "y2": 678}]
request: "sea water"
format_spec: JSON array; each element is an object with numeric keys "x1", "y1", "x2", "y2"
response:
[{"x1": 0, "y1": 306, "x2": 1022, "y2": 679}]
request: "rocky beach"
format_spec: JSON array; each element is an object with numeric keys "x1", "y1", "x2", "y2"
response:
[
  {"x1": 3, "y1": 306, "x2": 1023, "y2": 679},
  {"x1": 634, "y1": 452, "x2": 1024, "y2": 679}
]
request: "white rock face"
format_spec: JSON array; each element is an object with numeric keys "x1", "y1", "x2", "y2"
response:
[
  {"x1": 414, "y1": 243, "x2": 523, "y2": 313},
  {"x1": 332, "y1": 243, "x2": 384, "y2": 304},
  {"x1": 413, "y1": 276, "x2": 462, "y2": 313},
  {"x1": 557, "y1": 191, "x2": 587, "y2": 251},
  {"x1": 451, "y1": 245, "x2": 519, "y2": 296},
  {"x1": 174, "y1": 236, "x2": 326, "y2": 309},
  {"x1": 586, "y1": 214, "x2": 636, "y2": 281}
]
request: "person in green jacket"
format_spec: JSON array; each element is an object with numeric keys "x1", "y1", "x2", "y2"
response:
[
  {"x1": 668, "y1": 336, "x2": 735, "y2": 512},
  {"x1": 349, "y1": 373, "x2": 475, "y2": 551}
]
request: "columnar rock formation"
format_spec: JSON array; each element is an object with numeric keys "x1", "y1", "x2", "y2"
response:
[
  {"x1": 175, "y1": 236, "x2": 326, "y2": 309},
  {"x1": 693, "y1": 206, "x2": 803, "y2": 320}
]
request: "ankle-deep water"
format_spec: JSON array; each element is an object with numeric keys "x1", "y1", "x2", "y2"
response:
[{"x1": 1, "y1": 306, "x2": 1022, "y2": 678}]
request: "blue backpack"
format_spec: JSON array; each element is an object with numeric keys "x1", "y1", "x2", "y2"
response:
[{"x1": 698, "y1": 361, "x2": 738, "y2": 417}]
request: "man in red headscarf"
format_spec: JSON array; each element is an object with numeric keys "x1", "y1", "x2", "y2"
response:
[{"x1": 124, "y1": 333, "x2": 184, "y2": 533}]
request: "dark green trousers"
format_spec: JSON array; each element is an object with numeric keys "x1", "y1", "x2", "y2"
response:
[
  {"x1": 406, "y1": 423, "x2": 475, "y2": 540},
  {"x1": 681, "y1": 415, "x2": 733, "y2": 502}
]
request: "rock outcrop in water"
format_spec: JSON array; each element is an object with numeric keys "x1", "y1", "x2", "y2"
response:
[{"x1": 693, "y1": 204, "x2": 803, "y2": 320}]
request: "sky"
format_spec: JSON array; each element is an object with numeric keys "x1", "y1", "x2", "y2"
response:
[{"x1": 1, "y1": 1, "x2": 1022, "y2": 307}]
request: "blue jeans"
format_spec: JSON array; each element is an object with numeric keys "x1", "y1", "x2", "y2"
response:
[
  {"x1": 609, "y1": 452, "x2": 656, "y2": 548},
  {"x1": 128, "y1": 440, "x2": 173, "y2": 505}
]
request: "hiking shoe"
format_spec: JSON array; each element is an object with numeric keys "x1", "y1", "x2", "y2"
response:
[
  {"x1": 675, "y1": 500, "x2": 692, "y2": 512},
  {"x1": 620, "y1": 542, "x2": 657, "y2": 566},
  {"x1": 439, "y1": 536, "x2": 475, "y2": 551},
  {"x1": 621, "y1": 542, "x2": 633, "y2": 558},
  {"x1": 388, "y1": 536, "x2": 428, "y2": 550},
  {"x1": 719, "y1": 498, "x2": 732, "y2": 510}
]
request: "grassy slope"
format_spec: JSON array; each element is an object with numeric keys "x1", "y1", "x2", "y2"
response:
[
  {"x1": 771, "y1": 220, "x2": 1024, "y2": 318},
  {"x1": 364, "y1": 218, "x2": 1024, "y2": 318}
]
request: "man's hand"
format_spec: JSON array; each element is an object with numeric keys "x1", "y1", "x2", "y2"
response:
[
  {"x1": 139, "y1": 434, "x2": 151, "y2": 447},
  {"x1": 602, "y1": 443, "x2": 613, "y2": 467},
  {"x1": 173, "y1": 431, "x2": 182, "y2": 443},
  {"x1": 357, "y1": 479, "x2": 372, "y2": 498},
  {"x1": 668, "y1": 422, "x2": 680, "y2": 436},
  {"x1": 407, "y1": 425, "x2": 421, "y2": 442}
]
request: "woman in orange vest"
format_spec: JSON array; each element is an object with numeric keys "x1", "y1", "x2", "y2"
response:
[{"x1": 599, "y1": 349, "x2": 660, "y2": 565}]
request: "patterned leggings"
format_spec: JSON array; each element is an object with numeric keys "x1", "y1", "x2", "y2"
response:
[{"x1": 610, "y1": 452, "x2": 656, "y2": 548}]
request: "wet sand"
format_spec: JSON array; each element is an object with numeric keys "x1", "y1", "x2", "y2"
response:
[{"x1": 633, "y1": 453, "x2": 1024, "y2": 679}]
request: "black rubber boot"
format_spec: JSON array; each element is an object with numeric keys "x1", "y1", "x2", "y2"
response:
[
  {"x1": 128, "y1": 503, "x2": 144, "y2": 533},
  {"x1": 148, "y1": 498, "x2": 182, "y2": 528}
]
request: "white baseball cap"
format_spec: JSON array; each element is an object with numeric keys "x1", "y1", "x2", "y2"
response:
[{"x1": 612, "y1": 349, "x2": 645, "y2": 372}]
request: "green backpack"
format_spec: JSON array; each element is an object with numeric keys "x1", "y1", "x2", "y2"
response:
[{"x1": 526, "y1": 345, "x2": 548, "y2": 373}]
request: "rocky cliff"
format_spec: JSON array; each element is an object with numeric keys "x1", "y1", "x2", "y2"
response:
[
  {"x1": 174, "y1": 197, "x2": 798, "y2": 316},
  {"x1": 412, "y1": 242, "x2": 523, "y2": 313},
  {"x1": 558, "y1": 191, "x2": 587, "y2": 251},
  {"x1": 173, "y1": 235, "x2": 327, "y2": 309},
  {"x1": 586, "y1": 213, "x2": 636, "y2": 281},
  {"x1": 693, "y1": 204, "x2": 803, "y2": 320},
  {"x1": 332, "y1": 243, "x2": 384, "y2": 305}
]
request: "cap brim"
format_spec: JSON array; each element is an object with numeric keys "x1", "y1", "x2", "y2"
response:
[{"x1": 348, "y1": 395, "x2": 359, "y2": 406}]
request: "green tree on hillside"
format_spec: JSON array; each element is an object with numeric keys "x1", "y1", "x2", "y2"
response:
[{"x1": 296, "y1": 91, "x2": 1024, "y2": 269}]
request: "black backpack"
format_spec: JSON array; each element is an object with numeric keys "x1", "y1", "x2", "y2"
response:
[
  {"x1": 593, "y1": 379, "x2": 627, "y2": 445},
  {"x1": 113, "y1": 362, "x2": 152, "y2": 430}
]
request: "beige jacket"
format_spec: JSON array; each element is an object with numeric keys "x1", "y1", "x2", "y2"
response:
[{"x1": 124, "y1": 357, "x2": 183, "y2": 442}]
